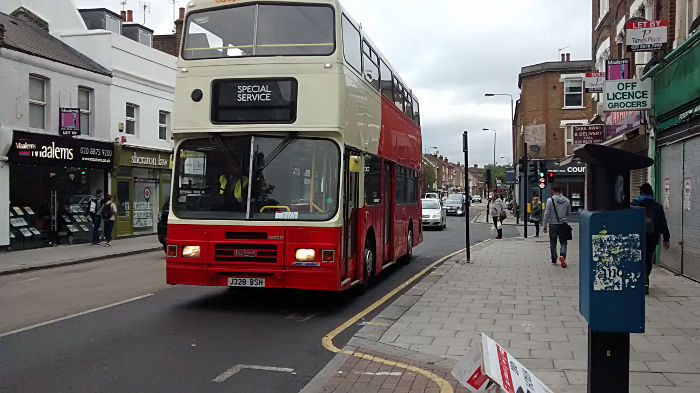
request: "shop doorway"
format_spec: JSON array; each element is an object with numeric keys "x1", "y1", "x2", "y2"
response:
[{"x1": 115, "y1": 178, "x2": 133, "y2": 237}]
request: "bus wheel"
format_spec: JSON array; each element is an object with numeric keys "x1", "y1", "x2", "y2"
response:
[
  {"x1": 400, "y1": 228, "x2": 413, "y2": 265},
  {"x1": 356, "y1": 243, "x2": 375, "y2": 294}
]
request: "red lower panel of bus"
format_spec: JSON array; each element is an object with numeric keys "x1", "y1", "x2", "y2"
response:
[{"x1": 165, "y1": 224, "x2": 346, "y2": 291}]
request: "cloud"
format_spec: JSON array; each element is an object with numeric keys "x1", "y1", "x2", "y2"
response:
[{"x1": 74, "y1": 0, "x2": 591, "y2": 166}]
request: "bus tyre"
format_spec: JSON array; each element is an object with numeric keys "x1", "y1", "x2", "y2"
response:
[
  {"x1": 356, "y1": 243, "x2": 375, "y2": 294},
  {"x1": 400, "y1": 228, "x2": 413, "y2": 265}
]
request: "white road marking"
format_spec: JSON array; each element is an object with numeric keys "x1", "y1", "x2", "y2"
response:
[
  {"x1": 7, "y1": 277, "x2": 41, "y2": 285},
  {"x1": 212, "y1": 364, "x2": 296, "y2": 382},
  {"x1": 285, "y1": 312, "x2": 318, "y2": 322},
  {"x1": 356, "y1": 371, "x2": 403, "y2": 376},
  {"x1": 0, "y1": 293, "x2": 154, "y2": 338}
]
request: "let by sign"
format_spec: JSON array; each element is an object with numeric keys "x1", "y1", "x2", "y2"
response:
[
  {"x1": 626, "y1": 20, "x2": 668, "y2": 52},
  {"x1": 604, "y1": 80, "x2": 652, "y2": 111}
]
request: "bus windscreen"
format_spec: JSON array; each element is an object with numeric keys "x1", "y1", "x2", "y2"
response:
[{"x1": 183, "y1": 4, "x2": 335, "y2": 59}]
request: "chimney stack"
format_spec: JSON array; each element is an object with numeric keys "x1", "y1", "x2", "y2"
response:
[
  {"x1": 178, "y1": 7, "x2": 185, "y2": 21},
  {"x1": 566, "y1": 53, "x2": 571, "y2": 62},
  {"x1": 127, "y1": 10, "x2": 133, "y2": 22},
  {"x1": 120, "y1": 10, "x2": 126, "y2": 21},
  {"x1": 561, "y1": 53, "x2": 565, "y2": 62}
]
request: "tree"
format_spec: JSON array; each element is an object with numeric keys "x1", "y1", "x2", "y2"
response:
[
  {"x1": 483, "y1": 164, "x2": 506, "y2": 183},
  {"x1": 422, "y1": 166, "x2": 436, "y2": 193}
]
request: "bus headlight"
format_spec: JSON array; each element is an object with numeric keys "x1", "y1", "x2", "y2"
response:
[
  {"x1": 295, "y1": 248, "x2": 315, "y2": 262},
  {"x1": 182, "y1": 245, "x2": 201, "y2": 258}
]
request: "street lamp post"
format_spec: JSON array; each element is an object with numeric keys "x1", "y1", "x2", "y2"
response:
[
  {"x1": 482, "y1": 128, "x2": 497, "y2": 193},
  {"x1": 485, "y1": 93, "x2": 517, "y2": 223},
  {"x1": 462, "y1": 131, "x2": 470, "y2": 263}
]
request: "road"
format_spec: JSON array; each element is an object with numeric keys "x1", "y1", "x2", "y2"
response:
[{"x1": 0, "y1": 205, "x2": 520, "y2": 392}]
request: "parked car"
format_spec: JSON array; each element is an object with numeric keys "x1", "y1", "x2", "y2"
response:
[
  {"x1": 421, "y1": 198, "x2": 446, "y2": 230},
  {"x1": 444, "y1": 195, "x2": 466, "y2": 216},
  {"x1": 157, "y1": 199, "x2": 169, "y2": 252},
  {"x1": 471, "y1": 195, "x2": 482, "y2": 203}
]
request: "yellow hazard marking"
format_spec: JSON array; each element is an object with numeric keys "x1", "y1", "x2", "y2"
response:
[{"x1": 321, "y1": 240, "x2": 492, "y2": 393}]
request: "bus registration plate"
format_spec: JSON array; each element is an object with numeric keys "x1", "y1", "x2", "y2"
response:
[{"x1": 227, "y1": 277, "x2": 265, "y2": 287}]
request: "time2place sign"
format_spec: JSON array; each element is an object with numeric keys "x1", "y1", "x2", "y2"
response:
[
  {"x1": 603, "y1": 80, "x2": 652, "y2": 112},
  {"x1": 626, "y1": 20, "x2": 668, "y2": 52}
]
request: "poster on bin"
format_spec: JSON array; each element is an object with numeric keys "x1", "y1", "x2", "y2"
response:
[{"x1": 481, "y1": 334, "x2": 554, "y2": 393}]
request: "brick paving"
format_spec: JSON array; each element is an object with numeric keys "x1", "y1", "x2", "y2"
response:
[{"x1": 308, "y1": 226, "x2": 700, "y2": 392}]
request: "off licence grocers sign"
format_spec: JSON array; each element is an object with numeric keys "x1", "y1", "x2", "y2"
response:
[
  {"x1": 604, "y1": 80, "x2": 652, "y2": 111},
  {"x1": 626, "y1": 20, "x2": 668, "y2": 52}
]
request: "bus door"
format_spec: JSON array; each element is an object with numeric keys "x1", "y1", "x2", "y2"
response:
[
  {"x1": 342, "y1": 152, "x2": 359, "y2": 281},
  {"x1": 383, "y1": 161, "x2": 393, "y2": 262}
]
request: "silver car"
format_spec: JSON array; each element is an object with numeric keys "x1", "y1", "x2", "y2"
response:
[
  {"x1": 444, "y1": 195, "x2": 465, "y2": 216},
  {"x1": 421, "y1": 198, "x2": 446, "y2": 230}
]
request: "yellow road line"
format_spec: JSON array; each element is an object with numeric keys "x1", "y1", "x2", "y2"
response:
[{"x1": 322, "y1": 241, "x2": 491, "y2": 393}]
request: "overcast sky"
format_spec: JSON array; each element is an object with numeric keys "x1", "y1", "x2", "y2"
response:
[{"x1": 75, "y1": 0, "x2": 591, "y2": 167}]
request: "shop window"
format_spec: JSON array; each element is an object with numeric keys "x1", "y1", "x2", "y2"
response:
[
  {"x1": 159, "y1": 111, "x2": 170, "y2": 140},
  {"x1": 78, "y1": 87, "x2": 92, "y2": 135},
  {"x1": 29, "y1": 76, "x2": 47, "y2": 129},
  {"x1": 125, "y1": 103, "x2": 138, "y2": 135},
  {"x1": 564, "y1": 79, "x2": 583, "y2": 108}
]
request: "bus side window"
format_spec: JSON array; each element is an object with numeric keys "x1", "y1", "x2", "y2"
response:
[
  {"x1": 393, "y1": 79, "x2": 404, "y2": 112},
  {"x1": 380, "y1": 60, "x2": 393, "y2": 101},
  {"x1": 412, "y1": 97, "x2": 420, "y2": 126},
  {"x1": 361, "y1": 40, "x2": 380, "y2": 90},
  {"x1": 395, "y1": 166, "x2": 406, "y2": 204},
  {"x1": 364, "y1": 155, "x2": 381, "y2": 205},
  {"x1": 341, "y1": 15, "x2": 361, "y2": 74},
  {"x1": 404, "y1": 93, "x2": 413, "y2": 118}
]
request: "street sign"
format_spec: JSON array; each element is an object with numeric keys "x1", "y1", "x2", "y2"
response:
[
  {"x1": 626, "y1": 20, "x2": 668, "y2": 52},
  {"x1": 481, "y1": 334, "x2": 554, "y2": 393},
  {"x1": 603, "y1": 80, "x2": 652, "y2": 111}
]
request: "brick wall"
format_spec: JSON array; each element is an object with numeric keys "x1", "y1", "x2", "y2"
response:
[{"x1": 153, "y1": 10, "x2": 183, "y2": 57}]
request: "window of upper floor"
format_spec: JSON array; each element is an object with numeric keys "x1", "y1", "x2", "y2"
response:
[
  {"x1": 78, "y1": 87, "x2": 93, "y2": 136},
  {"x1": 122, "y1": 23, "x2": 153, "y2": 47},
  {"x1": 125, "y1": 103, "x2": 138, "y2": 135},
  {"x1": 564, "y1": 79, "x2": 584, "y2": 108},
  {"x1": 79, "y1": 9, "x2": 122, "y2": 34},
  {"x1": 159, "y1": 111, "x2": 170, "y2": 140},
  {"x1": 598, "y1": 0, "x2": 609, "y2": 26},
  {"x1": 29, "y1": 75, "x2": 48, "y2": 130}
]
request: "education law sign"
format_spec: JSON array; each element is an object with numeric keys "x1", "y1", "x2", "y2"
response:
[
  {"x1": 626, "y1": 20, "x2": 668, "y2": 52},
  {"x1": 603, "y1": 80, "x2": 652, "y2": 112}
]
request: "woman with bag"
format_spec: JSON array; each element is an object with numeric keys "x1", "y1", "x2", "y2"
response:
[
  {"x1": 101, "y1": 194, "x2": 117, "y2": 247},
  {"x1": 530, "y1": 195, "x2": 542, "y2": 237},
  {"x1": 490, "y1": 194, "x2": 506, "y2": 239},
  {"x1": 543, "y1": 186, "x2": 572, "y2": 268}
]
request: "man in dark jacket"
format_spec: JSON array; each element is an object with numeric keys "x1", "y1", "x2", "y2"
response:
[{"x1": 631, "y1": 183, "x2": 670, "y2": 294}]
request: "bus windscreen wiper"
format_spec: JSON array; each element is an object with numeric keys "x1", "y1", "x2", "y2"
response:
[{"x1": 258, "y1": 132, "x2": 298, "y2": 171}]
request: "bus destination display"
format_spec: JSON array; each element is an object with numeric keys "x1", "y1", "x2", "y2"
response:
[{"x1": 211, "y1": 78, "x2": 298, "y2": 124}]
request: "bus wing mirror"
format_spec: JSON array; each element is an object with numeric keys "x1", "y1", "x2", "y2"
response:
[{"x1": 349, "y1": 156, "x2": 362, "y2": 173}]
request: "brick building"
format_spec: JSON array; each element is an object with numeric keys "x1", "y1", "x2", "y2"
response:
[
  {"x1": 514, "y1": 57, "x2": 595, "y2": 161},
  {"x1": 153, "y1": 7, "x2": 185, "y2": 57}
]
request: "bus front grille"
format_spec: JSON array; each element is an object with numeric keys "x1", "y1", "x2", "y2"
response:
[{"x1": 214, "y1": 243, "x2": 278, "y2": 263}]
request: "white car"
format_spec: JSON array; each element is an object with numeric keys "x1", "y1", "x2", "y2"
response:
[
  {"x1": 424, "y1": 192, "x2": 439, "y2": 199},
  {"x1": 421, "y1": 198, "x2": 446, "y2": 230}
]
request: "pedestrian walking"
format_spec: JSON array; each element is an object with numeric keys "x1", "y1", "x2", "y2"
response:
[
  {"x1": 631, "y1": 183, "x2": 670, "y2": 294},
  {"x1": 101, "y1": 194, "x2": 117, "y2": 247},
  {"x1": 530, "y1": 195, "x2": 542, "y2": 237},
  {"x1": 490, "y1": 194, "x2": 506, "y2": 239},
  {"x1": 543, "y1": 186, "x2": 571, "y2": 268},
  {"x1": 84, "y1": 189, "x2": 104, "y2": 245}
]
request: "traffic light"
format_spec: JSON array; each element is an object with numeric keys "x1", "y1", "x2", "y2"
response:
[
  {"x1": 485, "y1": 168, "x2": 492, "y2": 187},
  {"x1": 548, "y1": 171, "x2": 556, "y2": 185},
  {"x1": 527, "y1": 161, "x2": 537, "y2": 179},
  {"x1": 538, "y1": 162, "x2": 547, "y2": 189}
]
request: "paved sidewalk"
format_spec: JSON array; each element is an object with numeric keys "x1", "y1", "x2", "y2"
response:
[
  {"x1": 0, "y1": 235, "x2": 162, "y2": 275},
  {"x1": 309, "y1": 231, "x2": 700, "y2": 392}
]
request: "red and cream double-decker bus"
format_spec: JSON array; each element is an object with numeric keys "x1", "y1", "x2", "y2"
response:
[{"x1": 166, "y1": 0, "x2": 423, "y2": 291}]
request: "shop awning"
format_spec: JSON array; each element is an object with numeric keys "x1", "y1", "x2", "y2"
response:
[{"x1": 642, "y1": 31, "x2": 700, "y2": 131}]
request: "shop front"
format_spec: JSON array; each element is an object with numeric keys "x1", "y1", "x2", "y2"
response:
[
  {"x1": 6, "y1": 131, "x2": 114, "y2": 250},
  {"x1": 546, "y1": 160, "x2": 586, "y2": 215},
  {"x1": 112, "y1": 146, "x2": 172, "y2": 237},
  {"x1": 646, "y1": 31, "x2": 700, "y2": 281}
]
